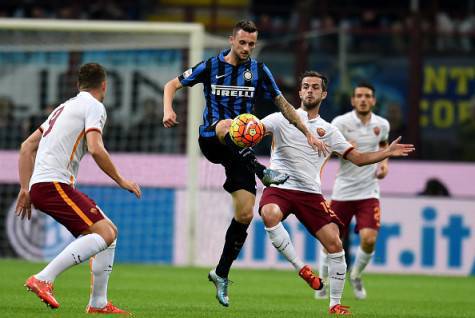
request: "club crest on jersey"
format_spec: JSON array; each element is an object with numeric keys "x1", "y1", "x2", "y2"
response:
[
  {"x1": 373, "y1": 126, "x2": 381, "y2": 136},
  {"x1": 182, "y1": 68, "x2": 192, "y2": 79},
  {"x1": 90, "y1": 207, "x2": 98, "y2": 214},
  {"x1": 317, "y1": 128, "x2": 326, "y2": 137},
  {"x1": 243, "y1": 70, "x2": 253, "y2": 81}
]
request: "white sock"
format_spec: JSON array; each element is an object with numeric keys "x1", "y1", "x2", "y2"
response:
[
  {"x1": 265, "y1": 222, "x2": 304, "y2": 271},
  {"x1": 350, "y1": 246, "x2": 373, "y2": 279},
  {"x1": 35, "y1": 233, "x2": 108, "y2": 282},
  {"x1": 89, "y1": 239, "x2": 116, "y2": 308},
  {"x1": 328, "y1": 251, "x2": 347, "y2": 307},
  {"x1": 319, "y1": 248, "x2": 328, "y2": 281}
]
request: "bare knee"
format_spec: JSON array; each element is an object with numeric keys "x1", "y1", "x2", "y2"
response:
[
  {"x1": 326, "y1": 238, "x2": 343, "y2": 254},
  {"x1": 216, "y1": 119, "x2": 232, "y2": 143},
  {"x1": 260, "y1": 204, "x2": 283, "y2": 228},
  {"x1": 235, "y1": 206, "x2": 253, "y2": 224},
  {"x1": 89, "y1": 219, "x2": 117, "y2": 246},
  {"x1": 361, "y1": 235, "x2": 377, "y2": 252}
]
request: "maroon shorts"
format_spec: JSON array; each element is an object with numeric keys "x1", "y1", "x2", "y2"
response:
[
  {"x1": 330, "y1": 198, "x2": 381, "y2": 233},
  {"x1": 259, "y1": 187, "x2": 343, "y2": 237},
  {"x1": 30, "y1": 182, "x2": 105, "y2": 237}
]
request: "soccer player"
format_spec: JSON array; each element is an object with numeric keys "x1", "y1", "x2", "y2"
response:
[
  {"x1": 315, "y1": 83, "x2": 390, "y2": 301},
  {"x1": 259, "y1": 71, "x2": 414, "y2": 315},
  {"x1": 163, "y1": 20, "x2": 328, "y2": 307},
  {"x1": 15, "y1": 63, "x2": 141, "y2": 314}
]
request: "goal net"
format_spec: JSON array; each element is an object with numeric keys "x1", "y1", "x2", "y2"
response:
[{"x1": 0, "y1": 18, "x2": 229, "y2": 265}]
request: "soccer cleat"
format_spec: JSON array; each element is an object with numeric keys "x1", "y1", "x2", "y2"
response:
[
  {"x1": 314, "y1": 285, "x2": 328, "y2": 299},
  {"x1": 261, "y1": 168, "x2": 289, "y2": 186},
  {"x1": 329, "y1": 304, "x2": 351, "y2": 315},
  {"x1": 24, "y1": 275, "x2": 60, "y2": 309},
  {"x1": 350, "y1": 276, "x2": 367, "y2": 300},
  {"x1": 298, "y1": 265, "x2": 323, "y2": 290},
  {"x1": 85, "y1": 301, "x2": 131, "y2": 315},
  {"x1": 208, "y1": 269, "x2": 229, "y2": 307}
]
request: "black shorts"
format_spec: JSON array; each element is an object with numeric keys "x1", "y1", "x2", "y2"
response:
[{"x1": 198, "y1": 135, "x2": 256, "y2": 195}]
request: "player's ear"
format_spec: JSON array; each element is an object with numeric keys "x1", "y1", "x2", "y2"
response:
[
  {"x1": 228, "y1": 35, "x2": 234, "y2": 46},
  {"x1": 322, "y1": 91, "x2": 328, "y2": 100}
]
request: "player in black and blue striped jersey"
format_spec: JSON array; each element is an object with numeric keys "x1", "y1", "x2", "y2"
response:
[{"x1": 163, "y1": 20, "x2": 329, "y2": 307}]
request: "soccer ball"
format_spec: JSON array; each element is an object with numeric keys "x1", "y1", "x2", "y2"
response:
[{"x1": 229, "y1": 113, "x2": 265, "y2": 148}]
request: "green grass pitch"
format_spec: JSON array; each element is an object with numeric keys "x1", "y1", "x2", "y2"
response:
[{"x1": 1, "y1": 259, "x2": 474, "y2": 317}]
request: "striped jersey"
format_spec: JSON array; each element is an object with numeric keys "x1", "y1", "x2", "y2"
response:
[
  {"x1": 29, "y1": 92, "x2": 107, "y2": 188},
  {"x1": 262, "y1": 109, "x2": 353, "y2": 194},
  {"x1": 331, "y1": 110, "x2": 390, "y2": 200},
  {"x1": 178, "y1": 49, "x2": 282, "y2": 137}
]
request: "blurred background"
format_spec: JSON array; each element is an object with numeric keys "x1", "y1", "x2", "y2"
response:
[{"x1": 0, "y1": 0, "x2": 473, "y2": 277}]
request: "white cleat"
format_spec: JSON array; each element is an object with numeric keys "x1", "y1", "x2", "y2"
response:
[{"x1": 350, "y1": 276, "x2": 367, "y2": 300}]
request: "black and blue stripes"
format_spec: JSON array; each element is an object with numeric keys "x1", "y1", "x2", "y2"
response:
[{"x1": 178, "y1": 49, "x2": 281, "y2": 138}]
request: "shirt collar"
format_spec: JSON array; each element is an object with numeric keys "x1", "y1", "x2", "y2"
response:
[
  {"x1": 297, "y1": 107, "x2": 320, "y2": 122},
  {"x1": 351, "y1": 110, "x2": 374, "y2": 125}
]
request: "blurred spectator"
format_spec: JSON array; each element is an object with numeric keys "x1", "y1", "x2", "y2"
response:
[
  {"x1": 386, "y1": 101, "x2": 407, "y2": 143},
  {"x1": 127, "y1": 97, "x2": 180, "y2": 153},
  {"x1": 23, "y1": 103, "x2": 55, "y2": 138},
  {"x1": 459, "y1": 13, "x2": 475, "y2": 51},
  {"x1": 0, "y1": 97, "x2": 23, "y2": 149},
  {"x1": 418, "y1": 178, "x2": 450, "y2": 197},
  {"x1": 256, "y1": 14, "x2": 273, "y2": 39},
  {"x1": 436, "y1": 11, "x2": 456, "y2": 51},
  {"x1": 88, "y1": 0, "x2": 125, "y2": 20},
  {"x1": 102, "y1": 112, "x2": 127, "y2": 152}
]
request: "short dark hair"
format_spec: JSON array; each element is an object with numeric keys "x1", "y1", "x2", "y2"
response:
[
  {"x1": 353, "y1": 82, "x2": 375, "y2": 97},
  {"x1": 78, "y1": 63, "x2": 106, "y2": 90},
  {"x1": 233, "y1": 20, "x2": 258, "y2": 35},
  {"x1": 299, "y1": 71, "x2": 328, "y2": 91}
]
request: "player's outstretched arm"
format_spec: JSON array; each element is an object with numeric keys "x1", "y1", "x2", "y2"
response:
[
  {"x1": 15, "y1": 129, "x2": 42, "y2": 220},
  {"x1": 163, "y1": 77, "x2": 183, "y2": 128},
  {"x1": 273, "y1": 95, "x2": 329, "y2": 156},
  {"x1": 346, "y1": 136, "x2": 415, "y2": 167},
  {"x1": 86, "y1": 131, "x2": 141, "y2": 198}
]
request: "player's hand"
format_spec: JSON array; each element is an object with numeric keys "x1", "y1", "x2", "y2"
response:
[
  {"x1": 15, "y1": 188, "x2": 32, "y2": 220},
  {"x1": 163, "y1": 109, "x2": 179, "y2": 128},
  {"x1": 388, "y1": 136, "x2": 415, "y2": 157},
  {"x1": 119, "y1": 179, "x2": 142, "y2": 199},
  {"x1": 376, "y1": 163, "x2": 388, "y2": 179},
  {"x1": 307, "y1": 133, "x2": 330, "y2": 156}
]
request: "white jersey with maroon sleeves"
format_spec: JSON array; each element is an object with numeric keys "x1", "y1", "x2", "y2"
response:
[
  {"x1": 262, "y1": 108, "x2": 353, "y2": 194},
  {"x1": 29, "y1": 91, "x2": 107, "y2": 188},
  {"x1": 331, "y1": 110, "x2": 390, "y2": 200}
]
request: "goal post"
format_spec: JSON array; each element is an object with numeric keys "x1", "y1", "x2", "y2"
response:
[{"x1": 0, "y1": 18, "x2": 209, "y2": 265}]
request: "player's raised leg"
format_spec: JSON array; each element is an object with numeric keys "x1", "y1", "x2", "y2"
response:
[
  {"x1": 260, "y1": 201, "x2": 322, "y2": 290},
  {"x1": 216, "y1": 119, "x2": 289, "y2": 186}
]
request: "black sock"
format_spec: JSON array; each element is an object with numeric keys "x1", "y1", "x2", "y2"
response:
[
  {"x1": 224, "y1": 133, "x2": 266, "y2": 178},
  {"x1": 215, "y1": 219, "x2": 249, "y2": 278}
]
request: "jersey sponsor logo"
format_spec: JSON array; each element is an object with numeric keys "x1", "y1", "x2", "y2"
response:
[
  {"x1": 211, "y1": 84, "x2": 255, "y2": 98},
  {"x1": 215, "y1": 73, "x2": 230, "y2": 79},
  {"x1": 90, "y1": 207, "x2": 98, "y2": 214},
  {"x1": 317, "y1": 127, "x2": 326, "y2": 137},
  {"x1": 182, "y1": 68, "x2": 192, "y2": 79},
  {"x1": 373, "y1": 126, "x2": 381, "y2": 136},
  {"x1": 243, "y1": 69, "x2": 253, "y2": 81}
]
